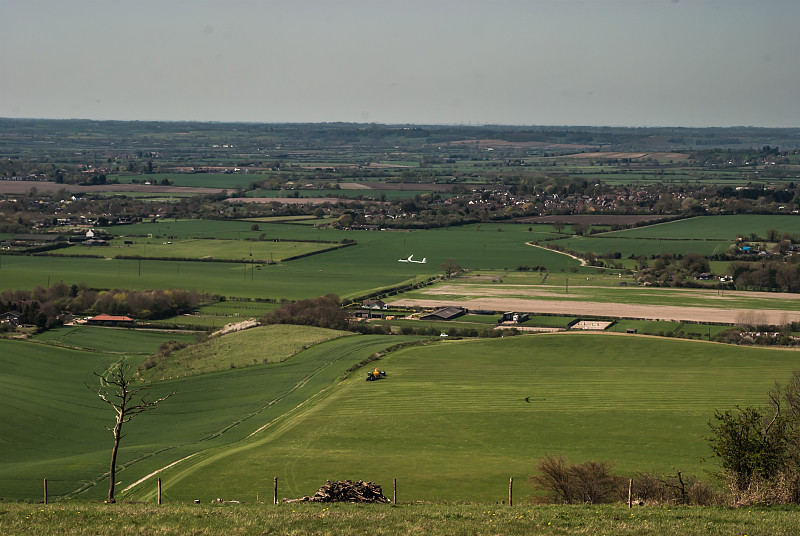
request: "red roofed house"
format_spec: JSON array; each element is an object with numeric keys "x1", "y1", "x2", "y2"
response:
[{"x1": 87, "y1": 314, "x2": 135, "y2": 326}]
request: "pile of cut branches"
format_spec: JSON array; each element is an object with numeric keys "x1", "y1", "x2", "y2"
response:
[{"x1": 283, "y1": 480, "x2": 390, "y2": 503}]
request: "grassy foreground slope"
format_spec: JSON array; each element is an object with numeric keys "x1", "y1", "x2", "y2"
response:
[
  {"x1": 0, "y1": 333, "x2": 423, "y2": 500},
  {"x1": 2, "y1": 503, "x2": 798, "y2": 536},
  {"x1": 137, "y1": 333, "x2": 800, "y2": 504}
]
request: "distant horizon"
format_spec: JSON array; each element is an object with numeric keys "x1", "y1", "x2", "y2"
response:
[
  {"x1": 3, "y1": 116, "x2": 799, "y2": 131},
  {"x1": 3, "y1": 1, "x2": 798, "y2": 129}
]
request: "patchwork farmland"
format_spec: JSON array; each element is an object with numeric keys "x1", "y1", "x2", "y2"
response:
[{"x1": 2, "y1": 119, "x2": 800, "y2": 523}]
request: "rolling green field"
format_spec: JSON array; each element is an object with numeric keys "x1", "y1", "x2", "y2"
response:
[
  {"x1": 547, "y1": 236, "x2": 732, "y2": 258},
  {"x1": 32, "y1": 325, "x2": 200, "y2": 354},
  {"x1": 5, "y1": 331, "x2": 797, "y2": 503},
  {"x1": 601, "y1": 215, "x2": 800, "y2": 240},
  {"x1": 0, "y1": 333, "x2": 424, "y2": 500},
  {"x1": 49, "y1": 237, "x2": 330, "y2": 263},
  {"x1": 119, "y1": 333, "x2": 798, "y2": 504},
  {"x1": 0, "y1": 223, "x2": 579, "y2": 300},
  {"x1": 143, "y1": 325, "x2": 350, "y2": 379},
  {"x1": 115, "y1": 173, "x2": 262, "y2": 189}
]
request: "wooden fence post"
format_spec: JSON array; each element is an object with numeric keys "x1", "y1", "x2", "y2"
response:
[
  {"x1": 393, "y1": 478, "x2": 397, "y2": 505},
  {"x1": 509, "y1": 477, "x2": 513, "y2": 507},
  {"x1": 274, "y1": 477, "x2": 278, "y2": 505},
  {"x1": 158, "y1": 478, "x2": 162, "y2": 505},
  {"x1": 43, "y1": 478, "x2": 47, "y2": 505},
  {"x1": 628, "y1": 478, "x2": 633, "y2": 508}
]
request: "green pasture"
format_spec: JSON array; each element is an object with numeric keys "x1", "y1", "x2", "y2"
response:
[
  {"x1": 114, "y1": 173, "x2": 263, "y2": 189},
  {"x1": 373, "y1": 317, "x2": 497, "y2": 334},
  {"x1": 602, "y1": 215, "x2": 800, "y2": 240},
  {"x1": 124, "y1": 333, "x2": 800, "y2": 503},
  {"x1": 607, "y1": 320, "x2": 685, "y2": 336},
  {"x1": 3, "y1": 503, "x2": 799, "y2": 536},
  {"x1": 32, "y1": 326, "x2": 200, "y2": 354},
  {"x1": 528, "y1": 315, "x2": 577, "y2": 328},
  {"x1": 0, "y1": 333, "x2": 423, "y2": 500},
  {"x1": 196, "y1": 300, "x2": 279, "y2": 317},
  {"x1": 0, "y1": 223, "x2": 580, "y2": 300},
  {"x1": 547, "y1": 236, "x2": 732, "y2": 258},
  {"x1": 48, "y1": 238, "x2": 330, "y2": 263},
  {"x1": 146, "y1": 315, "x2": 229, "y2": 329},
  {"x1": 112, "y1": 219, "x2": 270, "y2": 239},
  {"x1": 239, "y1": 215, "x2": 325, "y2": 224},
  {"x1": 143, "y1": 325, "x2": 349, "y2": 380},
  {"x1": 0, "y1": 255, "x2": 425, "y2": 301}
]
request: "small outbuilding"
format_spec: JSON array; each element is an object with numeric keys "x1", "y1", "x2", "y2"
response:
[
  {"x1": 353, "y1": 309, "x2": 386, "y2": 320},
  {"x1": 420, "y1": 306, "x2": 466, "y2": 321},
  {"x1": 500, "y1": 312, "x2": 529, "y2": 324}
]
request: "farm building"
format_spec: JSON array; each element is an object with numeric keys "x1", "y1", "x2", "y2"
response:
[
  {"x1": 362, "y1": 299, "x2": 388, "y2": 310},
  {"x1": 352, "y1": 309, "x2": 386, "y2": 320},
  {"x1": 421, "y1": 306, "x2": 466, "y2": 321},
  {"x1": 501, "y1": 312, "x2": 529, "y2": 324},
  {"x1": 0, "y1": 311, "x2": 22, "y2": 326},
  {"x1": 87, "y1": 314, "x2": 135, "y2": 326},
  {"x1": 10, "y1": 234, "x2": 68, "y2": 246}
]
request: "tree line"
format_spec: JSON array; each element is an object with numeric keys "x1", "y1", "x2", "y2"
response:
[{"x1": 0, "y1": 283, "x2": 205, "y2": 330}]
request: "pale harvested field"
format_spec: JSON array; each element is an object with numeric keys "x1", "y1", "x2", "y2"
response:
[
  {"x1": 429, "y1": 283, "x2": 800, "y2": 303},
  {"x1": 337, "y1": 182, "x2": 373, "y2": 190},
  {"x1": 389, "y1": 297, "x2": 800, "y2": 325},
  {"x1": 561, "y1": 151, "x2": 689, "y2": 161},
  {"x1": 426, "y1": 284, "x2": 579, "y2": 298}
]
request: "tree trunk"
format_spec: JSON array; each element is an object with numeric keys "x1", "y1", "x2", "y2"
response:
[{"x1": 108, "y1": 420, "x2": 123, "y2": 503}]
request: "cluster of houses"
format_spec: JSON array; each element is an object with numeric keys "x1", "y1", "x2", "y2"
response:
[
  {"x1": 0, "y1": 311, "x2": 135, "y2": 328},
  {"x1": 2, "y1": 229, "x2": 112, "y2": 249}
]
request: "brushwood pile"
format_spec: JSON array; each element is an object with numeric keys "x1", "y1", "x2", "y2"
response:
[{"x1": 283, "y1": 480, "x2": 390, "y2": 503}]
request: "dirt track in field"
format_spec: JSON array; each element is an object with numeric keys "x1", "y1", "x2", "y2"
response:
[{"x1": 389, "y1": 297, "x2": 800, "y2": 325}]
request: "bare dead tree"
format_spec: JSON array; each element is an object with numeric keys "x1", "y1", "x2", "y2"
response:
[{"x1": 88, "y1": 359, "x2": 174, "y2": 503}]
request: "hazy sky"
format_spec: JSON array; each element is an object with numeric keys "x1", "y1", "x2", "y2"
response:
[{"x1": 2, "y1": 0, "x2": 798, "y2": 127}]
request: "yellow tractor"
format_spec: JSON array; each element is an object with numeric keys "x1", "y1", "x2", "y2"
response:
[{"x1": 365, "y1": 368, "x2": 387, "y2": 381}]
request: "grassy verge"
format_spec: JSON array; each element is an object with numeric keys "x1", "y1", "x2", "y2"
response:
[{"x1": 1, "y1": 502, "x2": 797, "y2": 536}]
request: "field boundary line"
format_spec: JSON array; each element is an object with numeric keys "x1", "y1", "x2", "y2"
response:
[
  {"x1": 120, "y1": 452, "x2": 200, "y2": 494},
  {"x1": 599, "y1": 215, "x2": 701, "y2": 236},
  {"x1": 526, "y1": 242, "x2": 587, "y2": 266}
]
